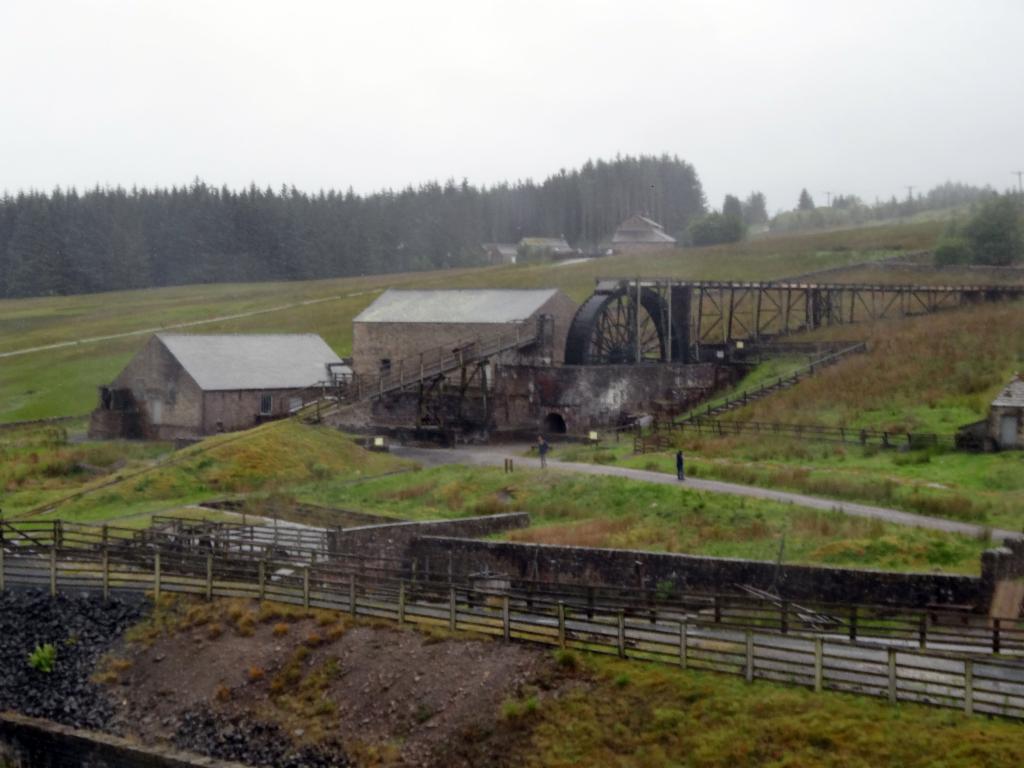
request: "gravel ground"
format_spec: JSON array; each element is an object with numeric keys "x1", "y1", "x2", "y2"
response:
[
  {"x1": 175, "y1": 707, "x2": 349, "y2": 767},
  {"x1": 0, "y1": 590, "x2": 145, "y2": 729}
]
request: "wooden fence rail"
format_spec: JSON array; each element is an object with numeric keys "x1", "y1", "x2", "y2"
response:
[
  {"x1": 4, "y1": 519, "x2": 1024, "y2": 657},
  {"x1": 2, "y1": 547, "x2": 1023, "y2": 720}
]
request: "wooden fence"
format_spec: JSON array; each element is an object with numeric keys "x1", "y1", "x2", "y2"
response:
[
  {"x1": 3, "y1": 519, "x2": 1023, "y2": 657},
  {"x1": 2, "y1": 541, "x2": 1024, "y2": 720}
]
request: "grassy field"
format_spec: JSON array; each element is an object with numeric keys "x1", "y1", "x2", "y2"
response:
[
  {"x1": 1, "y1": 420, "x2": 411, "y2": 523},
  {"x1": 293, "y1": 464, "x2": 989, "y2": 574},
  {"x1": 510, "y1": 652, "x2": 1024, "y2": 768},
  {"x1": 0, "y1": 221, "x2": 940, "y2": 422},
  {"x1": 547, "y1": 298, "x2": 1024, "y2": 532}
]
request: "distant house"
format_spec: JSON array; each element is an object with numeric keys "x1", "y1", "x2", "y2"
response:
[
  {"x1": 89, "y1": 334, "x2": 343, "y2": 441},
  {"x1": 481, "y1": 242, "x2": 518, "y2": 265},
  {"x1": 350, "y1": 288, "x2": 577, "y2": 379},
  {"x1": 611, "y1": 214, "x2": 676, "y2": 255},
  {"x1": 956, "y1": 374, "x2": 1024, "y2": 451},
  {"x1": 990, "y1": 374, "x2": 1024, "y2": 449},
  {"x1": 518, "y1": 237, "x2": 574, "y2": 259}
]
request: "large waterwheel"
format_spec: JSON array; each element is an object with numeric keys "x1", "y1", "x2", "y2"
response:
[{"x1": 565, "y1": 281, "x2": 680, "y2": 364}]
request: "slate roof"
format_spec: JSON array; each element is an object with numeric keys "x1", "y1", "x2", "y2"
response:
[
  {"x1": 353, "y1": 289, "x2": 560, "y2": 324},
  {"x1": 519, "y1": 237, "x2": 573, "y2": 252},
  {"x1": 156, "y1": 333, "x2": 341, "y2": 391},
  {"x1": 612, "y1": 214, "x2": 676, "y2": 245},
  {"x1": 482, "y1": 242, "x2": 518, "y2": 257},
  {"x1": 992, "y1": 375, "x2": 1024, "y2": 408}
]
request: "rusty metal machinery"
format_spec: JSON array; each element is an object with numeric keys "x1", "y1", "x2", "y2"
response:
[
  {"x1": 565, "y1": 277, "x2": 1024, "y2": 364},
  {"x1": 564, "y1": 280, "x2": 689, "y2": 365}
]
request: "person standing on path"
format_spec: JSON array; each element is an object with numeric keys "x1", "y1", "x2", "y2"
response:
[
  {"x1": 676, "y1": 449, "x2": 685, "y2": 481},
  {"x1": 538, "y1": 435, "x2": 550, "y2": 468}
]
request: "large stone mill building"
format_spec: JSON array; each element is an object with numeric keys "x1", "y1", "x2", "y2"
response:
[
  {"x1": 350, "y1": 289, "x2": 577, "y2": 379},
  {"x1": 89, "y1": 333, "x2": 342, "y2": 441}
]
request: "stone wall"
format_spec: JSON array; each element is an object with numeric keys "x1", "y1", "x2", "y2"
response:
[
  {"x1": 99, "y1": 335, "x2": 204, "y2": 439},
  {"x1": 0, "y1": 713, "x2": 246, "y2": 768},
  {"x1": 350, "y1": 291, "x2": 577, "y2": 379},
  {"x1": 989, "y1": 404, "x2": 1023, "y2": 449},
  {"x1": 981, "y1": 539, "x2": 1024, "y2": 596},
  {"x1": 200, "y1": 388, "x2": 309, "y2": 435},
  {"x1": 329, "y1": 513, "x2": 530, "y2": 568},
  {"x1": 408, "y1": 536, "x2": 983, "y2": 609},
  {"x1": 490, "y1": 362, "x2": 728, "y2": 434}
]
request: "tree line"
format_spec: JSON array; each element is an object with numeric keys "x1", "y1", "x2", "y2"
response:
[{"x1": 0, "y1": 155, "x2": 705, "y2": 299}]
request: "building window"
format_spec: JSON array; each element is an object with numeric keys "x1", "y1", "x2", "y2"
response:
[{"x1": 259, "y1": 394, "x2": 273, "y2": 416}]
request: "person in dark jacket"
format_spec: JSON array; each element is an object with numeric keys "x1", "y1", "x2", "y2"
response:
[
  {"x1": 676, "y1": 449, "x2": 685, "y2": 481},
  {"x1": 538, "y1": 435, "x2": 550, "y2": 468}
]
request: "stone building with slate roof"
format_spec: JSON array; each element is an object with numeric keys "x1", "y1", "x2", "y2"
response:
[
  {"x1": 611, "y1": 214, "x2": 676, "y2": 255},
  {"x1": 351, "y1": 288, "x2": 576, "y2": 379},
  {"x1": 89, "y1": 333, "x2": 342, "y2": 440},
  {"x1": 990, "y1": 374, "x2": 1024, "y2": 449}
]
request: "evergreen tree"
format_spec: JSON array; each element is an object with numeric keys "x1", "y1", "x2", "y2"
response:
[{"x1": 798, "y1": 188, "x2": 815, "y2": 211}]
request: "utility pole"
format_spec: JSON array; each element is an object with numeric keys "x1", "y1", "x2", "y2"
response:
[
  {"x1": 1013, "y1": 171, "x2": 1024, "y2": 194},
  {"x1": 822, "y1": 191, "x2": 833, "y2": 207},
  {"x1": 904, "y1": 185, "x2": 915, "y2": 201}
]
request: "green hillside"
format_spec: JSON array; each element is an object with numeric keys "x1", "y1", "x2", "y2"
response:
[{"x1": 0, "y1": 221, "x2": 940, "y2": 422}]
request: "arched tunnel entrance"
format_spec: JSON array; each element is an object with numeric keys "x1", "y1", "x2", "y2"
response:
[{"x1": 543, "y1": 412, "x2": 567, "y2": 434}]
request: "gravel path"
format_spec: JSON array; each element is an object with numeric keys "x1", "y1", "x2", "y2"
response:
[{"x1": 393, "y1": 444, "x2": 1022, "y2": 542}]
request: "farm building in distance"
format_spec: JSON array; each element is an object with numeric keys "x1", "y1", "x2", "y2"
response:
[
  {"x1": 350, "y1": 288, "x2": 577, "y2": 380},
  {"x1": 481, "y1": 242, "x2": 518, "y2": 265},
  {"x1": 990, "y1": 374, "x2": 1024, "y2": 449},
  {"x1": 89, "y1": 333, "x2": 343, "y2": 441},
  {"x1": 518, "y1": 236, "x2": 574, "y2": 259},
  {"x1": 611, "y1": 214, "x2": 676, "y2": 254}
]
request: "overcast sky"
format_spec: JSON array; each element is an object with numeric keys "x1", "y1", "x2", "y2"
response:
[{"x1": 1, "y1": 0, "x2": 1021, "y2": 213}]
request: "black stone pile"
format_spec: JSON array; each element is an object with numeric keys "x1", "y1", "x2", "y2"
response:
[
  {"x1": 0, "y1": 590, "x2": 145, "y2": 729},
  {"x1": 175, "y1": 707, "x2": 349, "y2": 767}
]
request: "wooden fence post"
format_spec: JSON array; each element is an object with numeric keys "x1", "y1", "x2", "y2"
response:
[
  {"x1": 617, "y1": 611, "x2": 626, "y2": 658},
  {"x1": 780, "y1": 601, "x2": 789, "y2": 634},
  {"x1": 102, "y1": 549, "x2": 110, "y2": 602},
  {"x1": 398, "y1": 581, "x2": 406, "y2": 625},
  {"x1": 964, "y1": 659, "x2": 974, "y2": 716},
  {"x1": 502, "y1": 595, "x2": 510, "y2": 642},
  {"x1": 557, "y1": 602, "x2": 566, "y2": 649},
  {"x1": 0, "y1": 542, "x2": 5, "y2": 593},
  {"x1": 918, "y1": 614, "x2": 927, "y2": 649},
  {"x1": 849, "y1": 607, "x2": 857, "y2": 641},
  {"x1": 349, "y1": 574, "x2": 357, "y2": 617},
  {"x1": 679, "y1": 619, "x2": 688, "y2": 670},
  {"x1": 887, "y1": 649, "x2": 897, "y2": 703},
  {"x1": 49, "y1": 545, "x2": 57, "y2": 597},
  {"x1": 258, "y1": 561, "x2": 266, "y2": 601},
  {"x1": 205, "y1": 554, "x2": 213, "y2": 601},
  {"x1": 303, "y1": 567, "x2": 310, "y2": 609},
  {"x1": 745, "y1": 630, "x2": 754, "y2": 682},
  {"x1": 449, "y1": 588, "x2": 457, "y2": 632},
  {"x1": 993, "y1": 618, "x2": 1001, "y2": 654},
  {"x1": 814, "y1": 638, "x2": 823, "y2": 693},
  {"x1": 153, "y1": 550, "x2": 161, "y2": 601}
]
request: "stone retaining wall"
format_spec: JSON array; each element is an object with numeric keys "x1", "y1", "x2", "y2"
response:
[
  {"x1": 409, "y1": 536, "x2": 984, "y2": 608},
  {"x1": 0, "y1": 713, "x2": 246, "y2": 768}
]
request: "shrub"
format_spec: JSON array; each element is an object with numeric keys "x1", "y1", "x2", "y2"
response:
[
  {"x1": 934, "y1": 236, "x2": 972, "y2": 266},
  {"x1": 553, "y1": 649, "x2": 579, "y2": 671},
  {"x1": 28, "y1": 643, "x2": 57, "y2": 673},
  {"x1": 963, "y1": 195, "x2": 1023, "y2": 265},
  {"x1": 272, "y1": 622, "x2": 289, "y2": 637}
]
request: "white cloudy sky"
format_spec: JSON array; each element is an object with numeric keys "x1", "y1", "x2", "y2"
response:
[{"x1": 1, "y1": 0, "x2": 1021, "y2": 213}]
